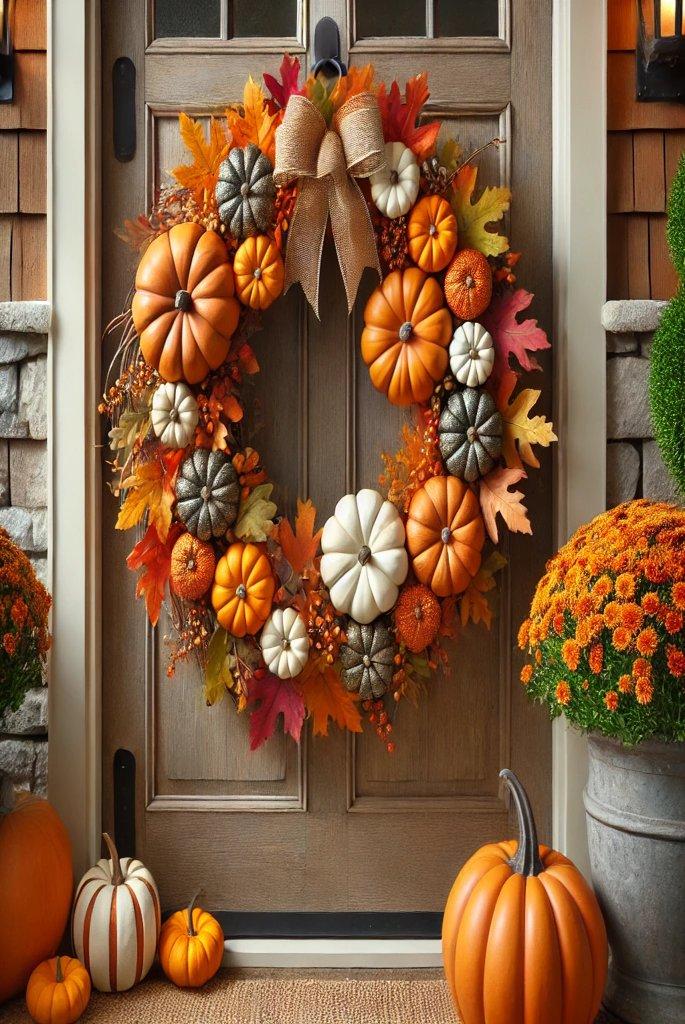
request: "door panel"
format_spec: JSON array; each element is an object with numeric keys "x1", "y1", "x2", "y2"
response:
[{"x1": 101, "y1": 0, "x2": 553, "y2": 914}]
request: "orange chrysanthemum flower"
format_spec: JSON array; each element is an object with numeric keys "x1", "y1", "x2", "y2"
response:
[
  {"x1": 641, "y1": 592, "x2": 660, "y2": 615},
  {"x1": 518, "y1": 619, "x2": 531, "y2": 650},
  {"x1": 635, "y1": 676, "x2": 654, "y2": 705},
  {"x1": 612, "y1": 627, "x2": 632, "y2": 652},
  {"x1": 520, "y1": 664, "x2": 533, "y2": 685},
  {"x1": 581, "y1": 679, "x2": 590, "y2": 691},
  {"x1": 593, "y1": 575, "x2": 613, "y2": 600},
  {"x1": 575, "y1": 620, "x2": 591, "y2": 647},
  {"x1": 604, "y1": 691, "x2": 619, "y2": 712},
  {"x1": 555, "y1": 681, "x2": 571, "y2": 705},
  {"x1": 620, "y1": 603, "x2": 644, "y2": 632},
  {"x1": 2, "y1": 631, "x2": 17, "y2": 656},
  {"x1": 562, "y1": 639, "x2": 581, "y2": 671},
  {"x1": 672, "y1": 581, "x2": 685, "y2": 610},
  {"x1": 535, "y1": 649, "x2": 542, "y2": 664},
  {"x1": 636, "y1": 626, "x2": 658, "y2": 656},
  {"x1": 552, "y1": 614, "x2": 565, "y2": 636},
  {"x1": 632, "y1": 657, "x2": 651, "y2": 679},
  {"x1": 618, "y1": 674, "x2": 633, "y2": 694},
  {"x1": 589, "y1": 643, "x2": 604, "y2": 674},
  {"x1": 603, "y1": 601, "x2": 622, "y2": 628},
  {"x1": 667, "y1": 645, "x2": 685, "y2": 678},
  {"x1": 664, "y1": 611, "x2": 684, "y2": 635},
  {"x1": 574, "y1": 594, "x2": 594, "y2": 619},
  {"x1": 615, "y1": 573, "x2": 636, "y2": 599}
]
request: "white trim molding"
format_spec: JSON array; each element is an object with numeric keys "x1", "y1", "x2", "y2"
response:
[
  {"x1": 552, "y1": 0, "x2": 608, "y2": 876},
  {"x1": 223, "y1": 939, "x2": 442, "y2": 969}
]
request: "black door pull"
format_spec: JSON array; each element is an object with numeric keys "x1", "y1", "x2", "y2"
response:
[{"x1": 113, "y1": 57, "x2": 136, "y2": 162}]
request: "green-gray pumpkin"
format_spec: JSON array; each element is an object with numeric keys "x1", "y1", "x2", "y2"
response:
[
  {"x1": 175, "y1": 449, "x2": 240, "y2": 541},
  {"x1": 339, "y1": 618, "x2": 397, "y2": 699},
  {"x1": 438, "y1": 387, "x2": 502, "y2": 482},
  {"x1": 215, "y1": 144, "x2": 275, "y2": 238}
]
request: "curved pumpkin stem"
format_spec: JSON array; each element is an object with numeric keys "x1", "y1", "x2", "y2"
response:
[
  {"x1": 102, "y1": 832, "x2": 125, "y2": 886},
  {"x1": 499, "y1": 768, "x2": 544, "y2": 877},
  {"x1": 55, "y1": 956, "x2": 64, "y2": 983},
  {"x1": 186, "y1": 890, "x2": 201, "y2": 937}
]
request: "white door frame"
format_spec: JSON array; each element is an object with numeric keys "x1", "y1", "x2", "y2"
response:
[{"x1": 48, "y1": 0, "x2": 607, "y2": 890}]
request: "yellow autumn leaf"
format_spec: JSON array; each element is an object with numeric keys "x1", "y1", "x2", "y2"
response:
[
  {"x1": 498, "y1": 383, "x2": 557, "y2": 470},
  {"x1": 115, "y1": 452, "x2": 181, "y2": 541},
  {"x1": 172, "y1": 113, "x2": 229, "y2": 201},
  {"x1": 225, "y1": 77, "x2": 277, "y2": 162},
  {"x1": 451, "y1": 164, "x2": 510, "y2": 257}
]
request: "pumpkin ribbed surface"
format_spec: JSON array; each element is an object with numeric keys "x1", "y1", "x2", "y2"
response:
[
  {"x1": 233, "y1": 235, "x2": 284, "y2": 309},
  {"x1": 158, "y1": 901, "x2": 224, "y2": 989},
  {"x1": 212, "y1": 542, "x2": 276, "y2": 637},
  {"x1": 406, "y1": 475, "x2": 485, "y2": 597},
  {"x1": 394, "y1": 584, "x2": 441, "y2": 653},
  {"x1": 25, "y1": 957, "x2": 91, "y2": 1024},
  {"x1": 407, "y1": 195, "x2": 458, "y2": 272},
  {"x1": 444, "y1": 248, "x2": 493, "y2": 321},
  {"x1": 170, "y1": 533, "x2": 216, "y2": 600}
]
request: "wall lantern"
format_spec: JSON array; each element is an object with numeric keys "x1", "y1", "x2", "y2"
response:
[
  {"x1": 0, "y1": 0, "x2": 14, "y2": 104},
  {"x1": 637, "y1": 1, "x2": 685, "y2": 101}
]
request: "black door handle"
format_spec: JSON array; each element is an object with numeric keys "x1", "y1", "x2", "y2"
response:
[{"x1": 113, "y1": 56, "x2": 136, "y2": 162}]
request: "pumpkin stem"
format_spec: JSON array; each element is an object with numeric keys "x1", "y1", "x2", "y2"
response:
[
  {"x1": 358, "y1": 545, "x2": 372, "y2": 566},
  {"x1": 499, "y1": 768, "x2": 544, "y2": 877},
  {"x1": 102, "y1": 832, "x2": 125, "y2": 886},
  {"x1": 55, "y1": 956, "x2": 64, "y2": 983},
  {"x1": 186, "y1": 890, "x2": 201, "y2": 937}
]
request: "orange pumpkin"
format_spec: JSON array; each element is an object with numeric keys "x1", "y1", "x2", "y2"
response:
[
  {"x1": 361, "y1": 268, "x2": 452, "y2": 406},
  {"x1": 131, "y1": 222, "x2": 240, "y2": 385},
  {"x1": 442, "y1": 769, "x2": 608, "y2": 1024},
  {"x1": 233, "y1": 235, "x2": 285, "y2": 310},
  {"x1": 394, "y1": 584, "x2": 442, "y2": 653},
  {"x1": 25, "y1": 957, "x2": 91, "y2": 1024},
  {"x1": 212, "y1": 541, "x2": 275, "y2": 637},
  {"x1": 444, "y1": 248, "x2": 493, "y2": 320},
  {"x1": 407, "y1": 195, "x2": 458, "y2": 272},
  {"x1": 0, "y1": 797, "x2": 73, "y2": 1003},
  {"x1": 170, "y1": 533, "x2": 216, "y2": 600},
  {"x1": 406, "y1": 475, "x2": 484, "y2": 597},
  {"x1": 158, "y1": 891, "x2": 224, "y2": 988}
]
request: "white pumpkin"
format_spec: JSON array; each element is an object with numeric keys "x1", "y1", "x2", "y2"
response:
[
  {"x1": 261, "y1": 607, "x2": 310, "y2": 679},
  {"x1": 320, "y1": 488, "x2": 408, "y2": 624},
  {"x1": 370, "y1": 142, "x2": 420, "y2": 220},
  {"x1": 449, "y1": 321, "x2": 495, "y2": 387},
  {"x1": 151, "y1": 381, "x2": 198, "y2": 448},
  {"x1": 72, "y1": 833, "x2": 160, "y2": 993}
]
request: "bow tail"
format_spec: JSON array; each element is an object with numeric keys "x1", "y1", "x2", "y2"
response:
[
  {"x1": 328, "y1": 176, "x2": 381, "y2": 314},
  {"x1": 282, "y1": 177, "x2": 329, "y2": 320}
]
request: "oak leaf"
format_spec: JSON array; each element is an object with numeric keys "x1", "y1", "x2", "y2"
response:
[
  {"x1": 263, "y1": 54, "x2": 303, "y2": 110},
  {"x1": 451, "y1": 164, "x2": 510, "y2": 257},
  {"x1": 479, "y1": 467, "x2": 532, "y2": 544},
  {"x1": 376, "y1": 73, "x2": 441, "y2": 161},
  {"x1": 116, "y1": 450, "x2": 184, "y2": 541},
  {"x1": 172, "y1": 113, "x2": 229, "y2": 201},
  {"x1": 225, "y1": 77, "x2": 277, "y2": 163},
  {"x1": 126, "y1": 523, "x2": 182, "y2": 627},
  {"x1": 481, "y1": 288, "x2": 551, "y2": 387},
  {"x1": 234, "y1": 483, "x2": 277, "y2": 543},
  {"x1": 247, "y1": 671, "x2": 305, "y2": 749},
  {"x1": 275, "y1": 498, "x2": 322, "y2": 575},
  {"x1": 297, "y1": 659, "x2": 362, "y2": 737},
  {"x1": 496, "y1": 375, "x2": 557, "y2": 470}
]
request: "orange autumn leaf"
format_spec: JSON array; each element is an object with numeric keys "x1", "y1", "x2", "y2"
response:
[
  {"x1": 459, "y1": 552, "x2": 507, "y2": 629},
  {"x1": 172, "y1": 113, "x2": 229, "y2": 202},
  {"x1": 126, "y1": 523, "x2": 182, "y2": 627},
  {"x1": 225, "y1": 77, "x2": 277, "y2": 162},
  {"x1": 297, "y1": 659, "x2": 362, "y2": 736},
  {"x1": 478, "y1": 467, "x2": 532, "y2": 544},
  {"x1": 116, "y1": 450, "x2": 184, "y2": 541},
  {"x1": 376, "y1": 72, "x2": 441, "y2": 161},
  {"x1": 276, "y1": 498, "x2": 322, "y2": 575},
  {"x1": 329, "y1": 64, "x2": 376, "y2": 110},
  {"x1": 496, "y1": 374, "x2": 557, "y2": 471}
]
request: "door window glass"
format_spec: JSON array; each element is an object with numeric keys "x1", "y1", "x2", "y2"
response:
[
  {"x1": 355, "y1": 0, "x2": 500, "y2": 39},
  {"x1": 232, "y1": 0, "x2": 297, "y2": 37},
  {"x1": 154, "y1": 0, "x2": 298, "y2": 40},
  {"x1": 356, "y1": 0, "x2": 426, "y2": 39},
  {"x1": 154, "y1": 0, "x2": 221, "y2": 38},
  {"x1": 435, "y1": 0, "x2": 499, "y2": 37}
]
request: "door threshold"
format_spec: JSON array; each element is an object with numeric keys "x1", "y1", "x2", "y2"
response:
[{"x1": 223, "y1": 937, "x2": 442, "y2": 969}]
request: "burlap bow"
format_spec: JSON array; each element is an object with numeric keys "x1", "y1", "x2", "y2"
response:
[{"x1": 273, "y1": 92, "x2": 387, "y2": 318}]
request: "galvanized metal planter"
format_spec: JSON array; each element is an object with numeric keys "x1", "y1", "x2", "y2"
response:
[{"x1": 585, "y1": 733, "x2": 685, "y2": 1024}]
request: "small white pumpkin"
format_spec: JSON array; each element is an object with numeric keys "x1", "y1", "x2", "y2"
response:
[
  {"x1": 449, "y1": 321, "x2": 495, "y2": 387},
  {"x1": 320, "y1": 488, "x2": 408, "y2": 625},
  {"x1": 151, "y1": 381, "x2": 198, "y2": 448},
  {"x1": 72, "y1": 833, "x2": 160, "y2": 993},
  {"x1": 261, "y1": 607, "x2": 309, "y2": 679},
  {"x1": 370, "y1": 142, "x2": 420, "y2": 220}
]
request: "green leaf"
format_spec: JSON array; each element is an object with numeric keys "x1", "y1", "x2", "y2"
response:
[
  {"x1": 204, "y1": 627, "x2": 233, "y2": 705},
  {"x1": 234, "y1": 483, "x2": 278, "y2": 542},
  {"x1": 438, "y1": 137, "x2": 462, "y2": 175},
  {"x1": 108, "y1": 409, "x2": 149, "y2": 466}
]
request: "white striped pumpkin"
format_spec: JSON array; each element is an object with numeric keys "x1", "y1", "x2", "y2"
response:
[{"x1": 71, "y1": 833, "x2": 160, "y2": 992}]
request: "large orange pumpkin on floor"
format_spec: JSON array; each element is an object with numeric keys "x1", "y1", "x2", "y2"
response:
[
  {"x1": 0, "y1": 797, "x2": 73, "y2": 1003},
  {"x1": 25, "y1": 956, "x2": 91, "y2": 1024},
  {"x1": 406, "y1": 475, "x2": 484, "y2": 597},
  {"x1": 361, "y1": 268, "x2": 452, "y2": 406},
  {"x1": 407, "y1": 195, "x2": 458, "y2": 272},
  {"x1": 131, "y1": 222, "x2": 240, "y2": 385},
  {"x1": 233, "y1": 234, "x2": 285, "y2": 309},
  {"x1": 212, "y1": 541, "x2": 276, "y2": 637},
  {"x1": 444, "y1": 247, "x2": 493, "y2": 320},
  {"x1": 158, "y1": 891, "x2": 224, "y2": 988},
  {"x1": 442, "y1": 769, "x2": 608, "y2": 1024}
]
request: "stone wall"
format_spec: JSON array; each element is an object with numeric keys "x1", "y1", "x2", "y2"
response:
[{"x1": 0, "y1": 300, "x2": 50, "y2": 807}]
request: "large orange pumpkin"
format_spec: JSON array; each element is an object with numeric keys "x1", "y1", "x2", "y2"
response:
[
  {"x1": 406, "y1": 475, "x2": 484, "y2": 597},
  {"x1": 233, "y1": 234, "x2": 285, "y2": 310},
  {"x1": 407, "y1": 195, "x2": 458, "y2": 272},
  {"x1": 444, "y1": 247, "x2": 493, "y2": 320},
  {"x1": 361, "y1": 268, "x2": 452, "y2": 406},
  {"x1": 131, "y1": 222, "x2": 240, "y2": 385},
  {"x1": 212, "y1": 541, "x2": 275, "y2": 637},
  {"x1": 25, "y1": 956, "x2": 91, "y2": 1024},
  {"x1": 0, "y1": 797, "x2": 73, "y2": 1003},
  {"x1": 442, "y1": 769, "x2": 608, "y2": 1024},
  {"x1": 158, "y1": 891, "x2": 224, "y2": 988}
]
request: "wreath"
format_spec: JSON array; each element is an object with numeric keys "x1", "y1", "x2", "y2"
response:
[{"x1": 100, "y1": 58, "x2": 556, "y2": 752}]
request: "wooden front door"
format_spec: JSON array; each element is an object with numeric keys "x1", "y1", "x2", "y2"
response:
[{"x1": 100, "y1": 0, "x2": 553, "y2": 917}]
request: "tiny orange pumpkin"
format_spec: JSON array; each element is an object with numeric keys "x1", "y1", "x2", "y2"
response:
[
  {"x1": 212, "y1": 541, "x2": 276, "y2": 637},
  {"x1": 444, "y1": 248, "x2": 493, "y2": 321},
  {"x1": 407, "y1": 195, "x2": 458, "y2": 273},
  {"x1": 25, "y1": 956, "x2": 91, "y2": 1024},
  {"x1": 233, "y1": 235, "x2": 285, "y2": 310},
  {"x1": 170, "y1": 533, "x2": 216, "y2": 600},
  {"x1": 395, "y1": 584, "x2": 442, "y2": 653},
  {"x1": 158, "y1": 891, "x2": 224, "y2": 989}
]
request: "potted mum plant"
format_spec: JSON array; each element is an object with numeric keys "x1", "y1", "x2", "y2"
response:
[{"x1": 518, "y1": 500, "x2": 684, "y2": 1024}]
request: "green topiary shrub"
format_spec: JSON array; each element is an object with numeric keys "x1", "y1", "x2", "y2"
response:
[{"x1": 667, "y1": 151, "x2": 685, "y2": 278}]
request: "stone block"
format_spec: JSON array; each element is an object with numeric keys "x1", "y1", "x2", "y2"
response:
[
  {"x1": 607, "y1": 356, "x2": 652, "y2": 439},
  {"x1": 0, "y1": 440, "x2": 7, "y2": 505},
  {"x1": 0, "y1": 365, "x2": 17, "y2": 413},
  {"x1": 30, "y1": 556, "x2": 48, "y2": 587},
  {"x1": 19, "y1": 357, "x2": 47, "y2": 440},
  {"x1": 606, "y1": 442, "x2": 641, "y2": 507},
  {"x1": 33, "y1": 742, "x2": 48, "y2": 796},
  {"x1": 643, "y1": 441, "x2": 683, "y2": 504},
  {"x1": 1, "y1": 688, "x2": 48, "y2": 736},
  {"x1": 0, "y1": 410, "x2": 29, "y2": 438},
  {"x1": 0, "y1": 738, "x2": 36, "y2": 785},
  {"x1": 0, "y1": 333, "x2": 48, "y2": 363},
  {"x1": 606, "y1": 332, "x2": 638, "y2": 354},
  {"x1": 9, "y1": 440, "x2": 47, "y2": 508},
  {"x1": 0, "y1": 301, "x2": 51, "y2": 334},
  {"x1": 0, "y1": 506, "x2": 48, "y2": 552},
  {"x1": 601, "y1": 299, "x2": 668, "y2": 334}
]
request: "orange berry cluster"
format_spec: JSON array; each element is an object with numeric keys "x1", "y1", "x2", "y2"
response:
[
  {"x1": 165, "y1": 602, "x2": 211, "y2": 678},
  {"x1": 362, "y1": 698, "x2": 395, "y2": 753},
  {"x1": 306, "y1": 589, "x2": 345, "y2": 665}
]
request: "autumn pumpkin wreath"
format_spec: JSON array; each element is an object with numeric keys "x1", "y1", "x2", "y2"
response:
[{"x1": 100, "y1": 59, "x2": 556, "y2": 751}]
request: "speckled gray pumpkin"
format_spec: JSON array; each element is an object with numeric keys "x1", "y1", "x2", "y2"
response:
[
  {"x1": 215, "y1": 144, "x2": 275, "y2": 238},
  {"x1": 339, "y1": 619, "x2": 397, "y2": 700},
  {"x1": 438, "y1": 387, "x2": 502, "y2": 482},
  {"x1": 175, "y1": 449, "x2": 240, "y2": 541}
]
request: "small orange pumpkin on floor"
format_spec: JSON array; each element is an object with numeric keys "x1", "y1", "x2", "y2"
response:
[
  {"x1": 442, "y1": 769, "x2": 608, "y2": 1024},
  {"x1": 394, "y1": 584, "x2": 442, "y2": 653},
  {"x1": 158, "y1": 891, "x2": 224, "y2": 988},
  {"x1": 25, "y1": 957, "x2": 91, "y2": 1024},
  {"x1": 406, "y1": 475, "x2": 485, "y2": 597},
  {"x1": 407, "y1": 195, "x2": 458, "y2": 272},
  {"x1": 444, "y1": 248, "x2": 493, "y2": 320},
  {"x1": 212, "y1": 541, "x2": 276, "y2": 637},
  {"x1": 170, "y1": 533, "x2": 216, "y2": 600},
  {"x1": 233, "y1": 235, "x2": 285, "y2": 310}
]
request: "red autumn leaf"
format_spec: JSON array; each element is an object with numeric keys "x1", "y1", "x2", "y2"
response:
[
  {"x1": 376, "y1": 73, "x2": 440, "y2": 161},
  {"x1": 247, "y1": 670, "x2": 306, "y2": 750},
  {"x1": 263, "y1": 54, "x2": 303, "y2": 111},
  {"x1": 481, "y1": 288, "x2": 551, "y2": 387},
  {"x1": 238, "y1": 342, "x2": 260, "y2": 375},
  {"x1": 126, "y1": 523, "x2": 183, "y2": 627},
  {"x1": 275, "y1": 498, "x2": 322, "y2": 575}
]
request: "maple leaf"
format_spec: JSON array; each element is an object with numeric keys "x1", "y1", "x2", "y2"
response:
[
  {"x1": 479, "y1": 467, "x2": 532, "y2": 544},
  {"x1": 459, "y1": 551, "x2": 507, "y2": 629},
  {"x1": 225, "y1": 77, "x2": 277, "y2": 163},
  {"x1": 329, "y1": 64, "x2": 376, "y2": 110},
  {"x1": 247, "y1": 670, "x2": 305, "y2": 750},
  {"x1": 438, "y1": 137, "x2": 463, "y2": 175},
  {"x1": 126, "y1": 523, "x2": 181, "y2": 627},
  {"x1": 263, "y1": 54, "x2": 303, "y2": 110},
  {"x1": 172, "y1": 113, "x2": 229, "y2": 202},
  {"x1": 234, "y1": 483, "x2": 278, "y2": 543},
  {"x1": 496, "y1": 375, "x2": 557, "y2": 470},
  {"x1": 376, "y1": 73, "x2": 441, "y2": 161},
  {"x1": 297, "y1": 659, "x2": 362, "y2": 737},
  {"x1": 275, "y1": 498, "x2": 322, "y2": 575},
  {"x1": 116, "y1": 450, "x2": 184, "y2": 541},
  {"x1": 451, "y1": 164, "x2": 510, "y2": 257},
  {"x1": 108, "y1": 409, "x2": 150, "y2": 467},
  {"x1": 481, "y1": 288, "x2": 551, "y2": 387}
]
